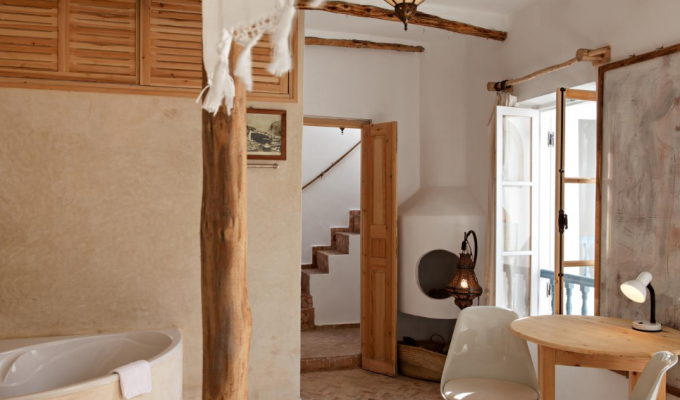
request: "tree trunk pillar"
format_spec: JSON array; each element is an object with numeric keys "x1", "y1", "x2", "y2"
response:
[{"x1": 201, "y1": 44, "x2": 251, "y2": 400}]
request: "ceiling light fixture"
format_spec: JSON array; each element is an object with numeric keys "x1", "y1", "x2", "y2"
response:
[{"x1": 384, "y1": 0, "x2": 426, "y2": 31}]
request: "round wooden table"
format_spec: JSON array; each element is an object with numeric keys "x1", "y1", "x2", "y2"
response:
[{"x1": 510, "y1": 316, "x2": 680, "y2": 400}]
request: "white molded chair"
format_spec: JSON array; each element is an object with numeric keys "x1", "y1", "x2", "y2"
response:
[
  {"x1": 630, "y1": 351, "x2": 678, "y2": 400},
  {"x1": 440, "y1": 306, "x2": 539, "y2": 400}
]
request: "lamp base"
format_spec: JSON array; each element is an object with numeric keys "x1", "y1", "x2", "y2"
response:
[{"x1": 632, "y1": 320, "x2": 662, "y2": 332}]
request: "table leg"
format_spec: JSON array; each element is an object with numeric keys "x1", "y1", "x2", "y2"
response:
[
  {"x1": 657, "y1": 373, "x2": 667, "y2": 400},
  {"x1": 629, "y1": 371, "x2": 640, "y2": 393},
  {"x1": 539, "y1": 345, "x2": 556, "y2": 400},
  {"x1": 630, "y1": 371, "x2": 666, "y2": 400}
]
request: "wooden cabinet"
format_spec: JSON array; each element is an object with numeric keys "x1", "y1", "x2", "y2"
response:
[{"x1": 0, "y1": 0, "x2": 297, "y2": 101}]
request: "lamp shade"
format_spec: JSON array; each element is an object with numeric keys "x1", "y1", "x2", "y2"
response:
[{"x1": 620, "y1": 272, "x2": 652, "y2": 303}]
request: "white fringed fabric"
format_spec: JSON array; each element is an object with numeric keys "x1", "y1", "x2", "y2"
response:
[{"x1": 200, "y1": 0, "x2": 324, "y2": 115}]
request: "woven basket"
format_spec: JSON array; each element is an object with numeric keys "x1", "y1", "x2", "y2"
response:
[{"x1": 397, "y1": 335, "x2": 447, "y2": 382}]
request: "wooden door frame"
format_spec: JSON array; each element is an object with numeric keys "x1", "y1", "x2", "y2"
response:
[{"x1": 554, "y1": 88, "x2": 599, "y2": 316}]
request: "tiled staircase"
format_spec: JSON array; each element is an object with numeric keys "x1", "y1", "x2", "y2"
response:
[{"x1": 301, "y1": 210, "x2": 360, "y2": 331}]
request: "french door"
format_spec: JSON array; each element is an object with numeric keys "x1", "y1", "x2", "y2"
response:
[
  {"x1": 495, "y1": 107, "x2": 540, "y2": 318},
  {"x1": 554, "y1": 88, "x2": 599, "y2": 316}
]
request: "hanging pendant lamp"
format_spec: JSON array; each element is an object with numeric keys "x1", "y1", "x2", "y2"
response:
[
  {"x1": 446, "y1": 230, "x2": 483, "y2": 310},
  {"x1": 384, "y1": 0, "x2": 426, "y2": 31}
]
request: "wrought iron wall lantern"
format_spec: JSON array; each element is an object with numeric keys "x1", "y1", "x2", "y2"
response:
[
  {"x1": 446, "y1": 230, "x2": 483, "y2": 310},
  {"x1": 383, "y1": 0, "x2": 426, "y2": 31}
]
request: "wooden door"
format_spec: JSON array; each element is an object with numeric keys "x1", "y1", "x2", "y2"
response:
[{"x1": 361, "y1": 122, "x2": 398, "y2": 377}]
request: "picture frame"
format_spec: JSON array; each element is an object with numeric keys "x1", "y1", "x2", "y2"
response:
[{"x1": 247, "y1": 108, "x2": 286, "y2": 160}]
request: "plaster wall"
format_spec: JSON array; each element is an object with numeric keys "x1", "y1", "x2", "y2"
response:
[
  {"x1": 303, "y1": 32, "x2": 421, "y2": 205},
  {"x1": 0, "y1": 16, "x2": 305, "y2": 400}
]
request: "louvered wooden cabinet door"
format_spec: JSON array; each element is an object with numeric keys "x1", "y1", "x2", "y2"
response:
[
  {"x1": 0, "y1": 0, "x2": 59, "y2": 72},
  {"x1": 141, "y1": 0, "x2": 202, "y2": 88},
  {"x1": 67, "y1": 0, "x2": 138, "y2": 82}
]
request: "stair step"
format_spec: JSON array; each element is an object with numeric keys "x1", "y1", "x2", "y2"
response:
[
  {"x1": 301, "y1": 354, "x2": 362, "y2": 373},
  {"x1": 301, "y1": 294, "x2": 313, "y2": 309},
  {"x1": 317, "y1": 249, "x2": 346, "y2": 272},
  {"x1": 301, "y1": 308, "x2": 315, "y2": 331},
  {"x1": 301, "y1": 272, "x2": 310, "y2": 294},
  {"x1": 335, "y1": 232, "x2": 359, "y2": 254}
]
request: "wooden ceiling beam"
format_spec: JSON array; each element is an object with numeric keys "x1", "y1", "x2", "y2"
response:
[
  {"x1": 305, "y1": 37, "x2": 424, "y2": 52},
  {"x1": 296, "y1": 0, "x2": 507, "y2": 41}
]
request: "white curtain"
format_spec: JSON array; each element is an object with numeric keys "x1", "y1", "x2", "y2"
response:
[
  {"x1": 200, "y1": 0, "x2": 323, "y2": 114},
  {"x1": 484, "y1": 91, "x2": 517, "y2": 306}
]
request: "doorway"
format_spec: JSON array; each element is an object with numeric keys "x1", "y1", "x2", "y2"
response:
[{"x1": 299, "y1": 116, "x2": 399, "y2": 377}]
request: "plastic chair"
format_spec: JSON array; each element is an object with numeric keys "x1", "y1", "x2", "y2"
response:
[
  {"x1": 630, "y1": 351, "x2": 678, "y2": 400},
  {"x1": 440, "y1": 306, "x2": 539, "y2": 400}
]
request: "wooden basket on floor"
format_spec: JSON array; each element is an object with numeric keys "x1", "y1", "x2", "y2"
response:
[{"x1": 397, "y1": 335, "x2": 447, "y2": 382}]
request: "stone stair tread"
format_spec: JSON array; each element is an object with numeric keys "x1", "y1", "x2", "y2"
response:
[
  {"x1": 318, "y1": 249, "x2": 346, "y2": 256},
  {"x1": 302, "y1": 268, "x2": 327, "y2": 275}
]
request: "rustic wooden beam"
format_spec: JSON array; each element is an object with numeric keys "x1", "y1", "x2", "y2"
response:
[
  {"x1": 305, "y1": 36, "x2": 424, "y2": 52},
  {"x1": 296, "y1": 0, "x2": 507, "y2": 41},
  {"x1": 487, "y1": 46, "x2": 611, "y2": 91},
  {"x1": 201, "y1": 44, "x2": 252, "y2": 400}
]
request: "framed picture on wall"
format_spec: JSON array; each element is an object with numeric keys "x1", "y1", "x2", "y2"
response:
[{"x1": 247, "y1": 108, "x2": 286, "y2": 160}]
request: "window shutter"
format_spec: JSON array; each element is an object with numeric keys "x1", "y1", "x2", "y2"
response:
[
  {"x1": 0, "y1": 0, "x2": 59, "y2": 72},
  {"x1": 67, "y1": 0, "x2": 137, "y2": 82},
  {"x1": 142, "y1": 0, "x2": 202, "y2": 88}
]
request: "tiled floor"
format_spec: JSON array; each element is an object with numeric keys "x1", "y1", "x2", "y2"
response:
[
  {"x1": 301, "y1": 327, "x2": 361, "y2": 358},
  {"x1": 300, "y1": 369, "x2": 442, "y2": 400}
]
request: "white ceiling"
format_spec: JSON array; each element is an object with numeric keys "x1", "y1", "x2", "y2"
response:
[{"x1": 304, "y1": 0, "x2": 541, "y2": 43}]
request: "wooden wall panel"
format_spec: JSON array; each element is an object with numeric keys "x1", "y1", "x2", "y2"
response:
[
  {"x1": 146, "y1": 0, "x2": 202, "y2": 88},
  {"x1": 67, "y1": 0, "x2": 137, "y2": 82},
  {"x1": 0, "y1": 0, "x2": 59, "y2": 72},
  {"x1": 0, "y1": 0, "x2": 298, "y2": 102}
]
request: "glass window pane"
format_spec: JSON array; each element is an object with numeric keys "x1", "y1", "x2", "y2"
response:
[
  {"x1": 563, "y1": 183, "x2": 595, "y2": 261},
  {"x1": 502, "y1": 186, "x2": 532, "y2": 252},
  {"x1": 562, "y1": 266, "x2": 595, "y2": 316},
  {"x1": 502, "y1": 116, "x2": 532, "y2": 182},
  {"x1": 498, "y1": 256, "x2": 531, "y2": 317},
  {"x1": 564, "y1": 101, "x2": 597, "y2": 178}
]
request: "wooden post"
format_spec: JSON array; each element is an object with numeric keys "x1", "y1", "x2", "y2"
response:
[{"x1": 201, "y1": 44, "x2": 252, "y2": 400}]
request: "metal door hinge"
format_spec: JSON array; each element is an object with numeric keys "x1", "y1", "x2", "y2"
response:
[{"x1": 548, "y1": 131, "x2": 555, "y2": 147}]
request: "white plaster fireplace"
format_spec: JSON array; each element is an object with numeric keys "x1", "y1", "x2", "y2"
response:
[{"x1": 398, "y1": 187, "x2": 486, "y2": 319}]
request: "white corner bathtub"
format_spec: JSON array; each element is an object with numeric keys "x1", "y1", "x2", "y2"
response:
[{"x1": 0, "y1": 329, "x2": 182, "y2": 400}]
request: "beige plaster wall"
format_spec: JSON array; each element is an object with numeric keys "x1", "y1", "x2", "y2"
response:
[{"x1": 0, "y1": 15, "x2": 304, "y2": 400}]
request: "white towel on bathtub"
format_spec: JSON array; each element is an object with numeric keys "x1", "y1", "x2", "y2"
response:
[{"x1": 111, "y1": 360, "x2": 152, "y2": 399}]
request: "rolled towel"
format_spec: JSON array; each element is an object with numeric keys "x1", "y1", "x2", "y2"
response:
[{"x1": 111, "y1": 360, "x2": 152, "y2": 399}]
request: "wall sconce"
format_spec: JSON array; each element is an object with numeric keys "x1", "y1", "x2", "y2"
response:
[{"x1": 446, "y1": 230, "x2": 483, "y2": 310}]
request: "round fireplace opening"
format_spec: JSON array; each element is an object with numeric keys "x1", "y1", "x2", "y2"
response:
[{"x1": 417, "y1": 250, "x2": 458, "y2": 300}]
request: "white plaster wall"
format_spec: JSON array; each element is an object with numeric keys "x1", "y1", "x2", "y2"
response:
[
  {"x1": 309, "y1": 234, "x2": 361, "y2": 325},
  {"x1": 301, "y1": 126, "x2": 361, "y2": 264},
  {"x1": 418, "y1": 37, "x2": 504, "y2": 203},
  {"x1": 303, "y1": 33, "x2": 421, "y2": 205},
  {"x1": 503, "y1": 0, "x2": 680, "y2": 103}
]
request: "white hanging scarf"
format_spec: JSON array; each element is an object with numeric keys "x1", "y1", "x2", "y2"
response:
[{"x1": 200, "y1": 0, "x2": 322, "y2": 115}]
